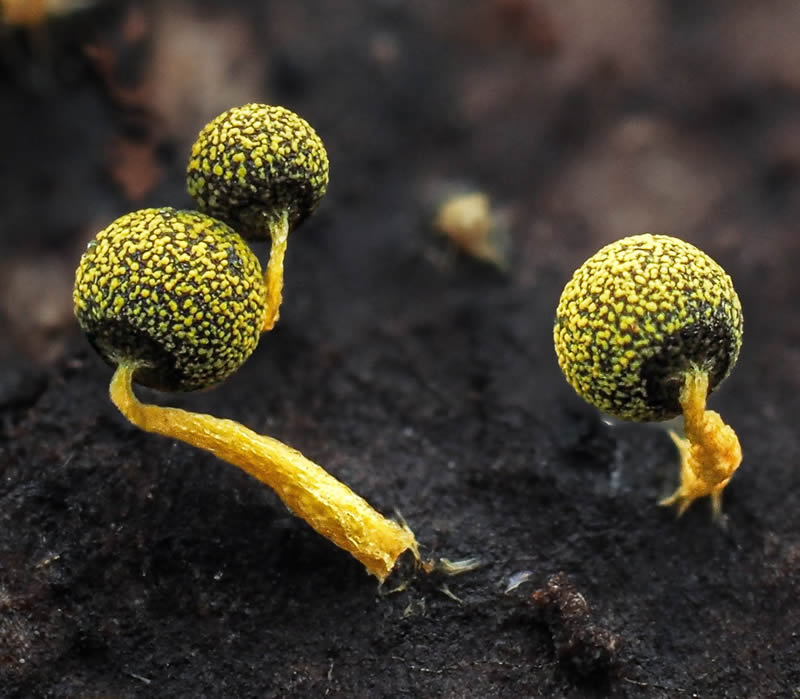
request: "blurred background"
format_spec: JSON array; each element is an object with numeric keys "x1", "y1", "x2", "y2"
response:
[{"x1": 1, "y1": 0, "x2": 799, "y2": 369}]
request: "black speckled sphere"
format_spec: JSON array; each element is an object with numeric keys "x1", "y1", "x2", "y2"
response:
[
  {"x1": 554, "y1": 234, "x2": 743, "y2": 422},
  {"x1": 73, "y1": 207, "x2": 267, "y2": 392},
  {"x1": 186, "y1": 103, "x2": 329, "y2": 239}
]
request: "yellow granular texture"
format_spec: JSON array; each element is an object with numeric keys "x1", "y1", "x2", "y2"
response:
[
  {"x1": 186, "y1": 103, "x2": 329, "y2": 239},
  {"x1": 73, "y1": 207, "x2": 267, "y2": 392},
  {"x1": 553, "y1": 234, "x2": 743, "y2": 422}
]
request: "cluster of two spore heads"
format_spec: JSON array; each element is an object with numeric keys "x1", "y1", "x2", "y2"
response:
[
  {"x1": 75, "y1": 103, "x2": 330, "y2": 393},
  {"x1": 73, "y1": 104, "x2": 418, "y2": 583}
]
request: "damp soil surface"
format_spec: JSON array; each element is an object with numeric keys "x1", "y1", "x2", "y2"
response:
[{"x1": 1, "y1": 2, "x2": 799, "y2": 697}]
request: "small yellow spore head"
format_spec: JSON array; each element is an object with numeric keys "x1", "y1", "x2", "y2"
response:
[
  {"x1": 554, "y1": 234, "x2": 743, "y2": 422},
  {"x1": 186, "y1": 103, "x2": 329, "y2": 239},
  {"x1": 73, "y1": 207, "x2": 267, "y2": 392}
]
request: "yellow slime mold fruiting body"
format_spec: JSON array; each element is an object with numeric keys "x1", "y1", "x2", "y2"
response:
[
  {"x1": 553, "y1": 234, "x2": 744, "y2": 515},
  {"x1": 186, "y1": 103, "x2": 329, "y2": 331},
  {"x1": 74, "y1": 207, "x2": 417, "y2": 581}
]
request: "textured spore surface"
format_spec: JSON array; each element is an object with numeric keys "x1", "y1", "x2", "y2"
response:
[
  {"x1": 186, "y1": 103, "x2": 329, "y2": 239},
  {"x1": 554, "y1": 234, "x2": 743, "y2": 421},
  {"x1": 73, "y1": 207, "x2": 266, "y2": 391}
]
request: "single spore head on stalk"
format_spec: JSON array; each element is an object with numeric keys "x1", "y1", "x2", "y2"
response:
[
  {"x1": 73, "y1": 197, "x2": 416, "y2": 581},
  {"x1": 553, "y1": 233, "x2": 744, "y2": 517},
  {"x1": 186, "y1": 103, "x2": 329, "y2": 240}
]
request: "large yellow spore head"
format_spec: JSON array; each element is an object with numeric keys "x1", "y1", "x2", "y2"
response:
[
  {"x1": 73, "y1": 207, "x2": 266, "y2": 391},
  {"x1": 554, "y1": 234, "x2": 743, "y2": 422}
]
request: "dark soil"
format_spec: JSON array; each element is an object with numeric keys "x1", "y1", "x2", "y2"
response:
[{"x1": 2, "y1": 2, "x2": 799, "y2": 697}]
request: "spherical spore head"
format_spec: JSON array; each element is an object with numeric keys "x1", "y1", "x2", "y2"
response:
[
  {"x1": 73, "y1": 207, "x2": 267, "y2": 392},
  {"x1": 186, "y1": 103, "x2": 329, "y2": 239},
  {"x1": 553, "y1": 234, "x2": 743, "y2": 422}
]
